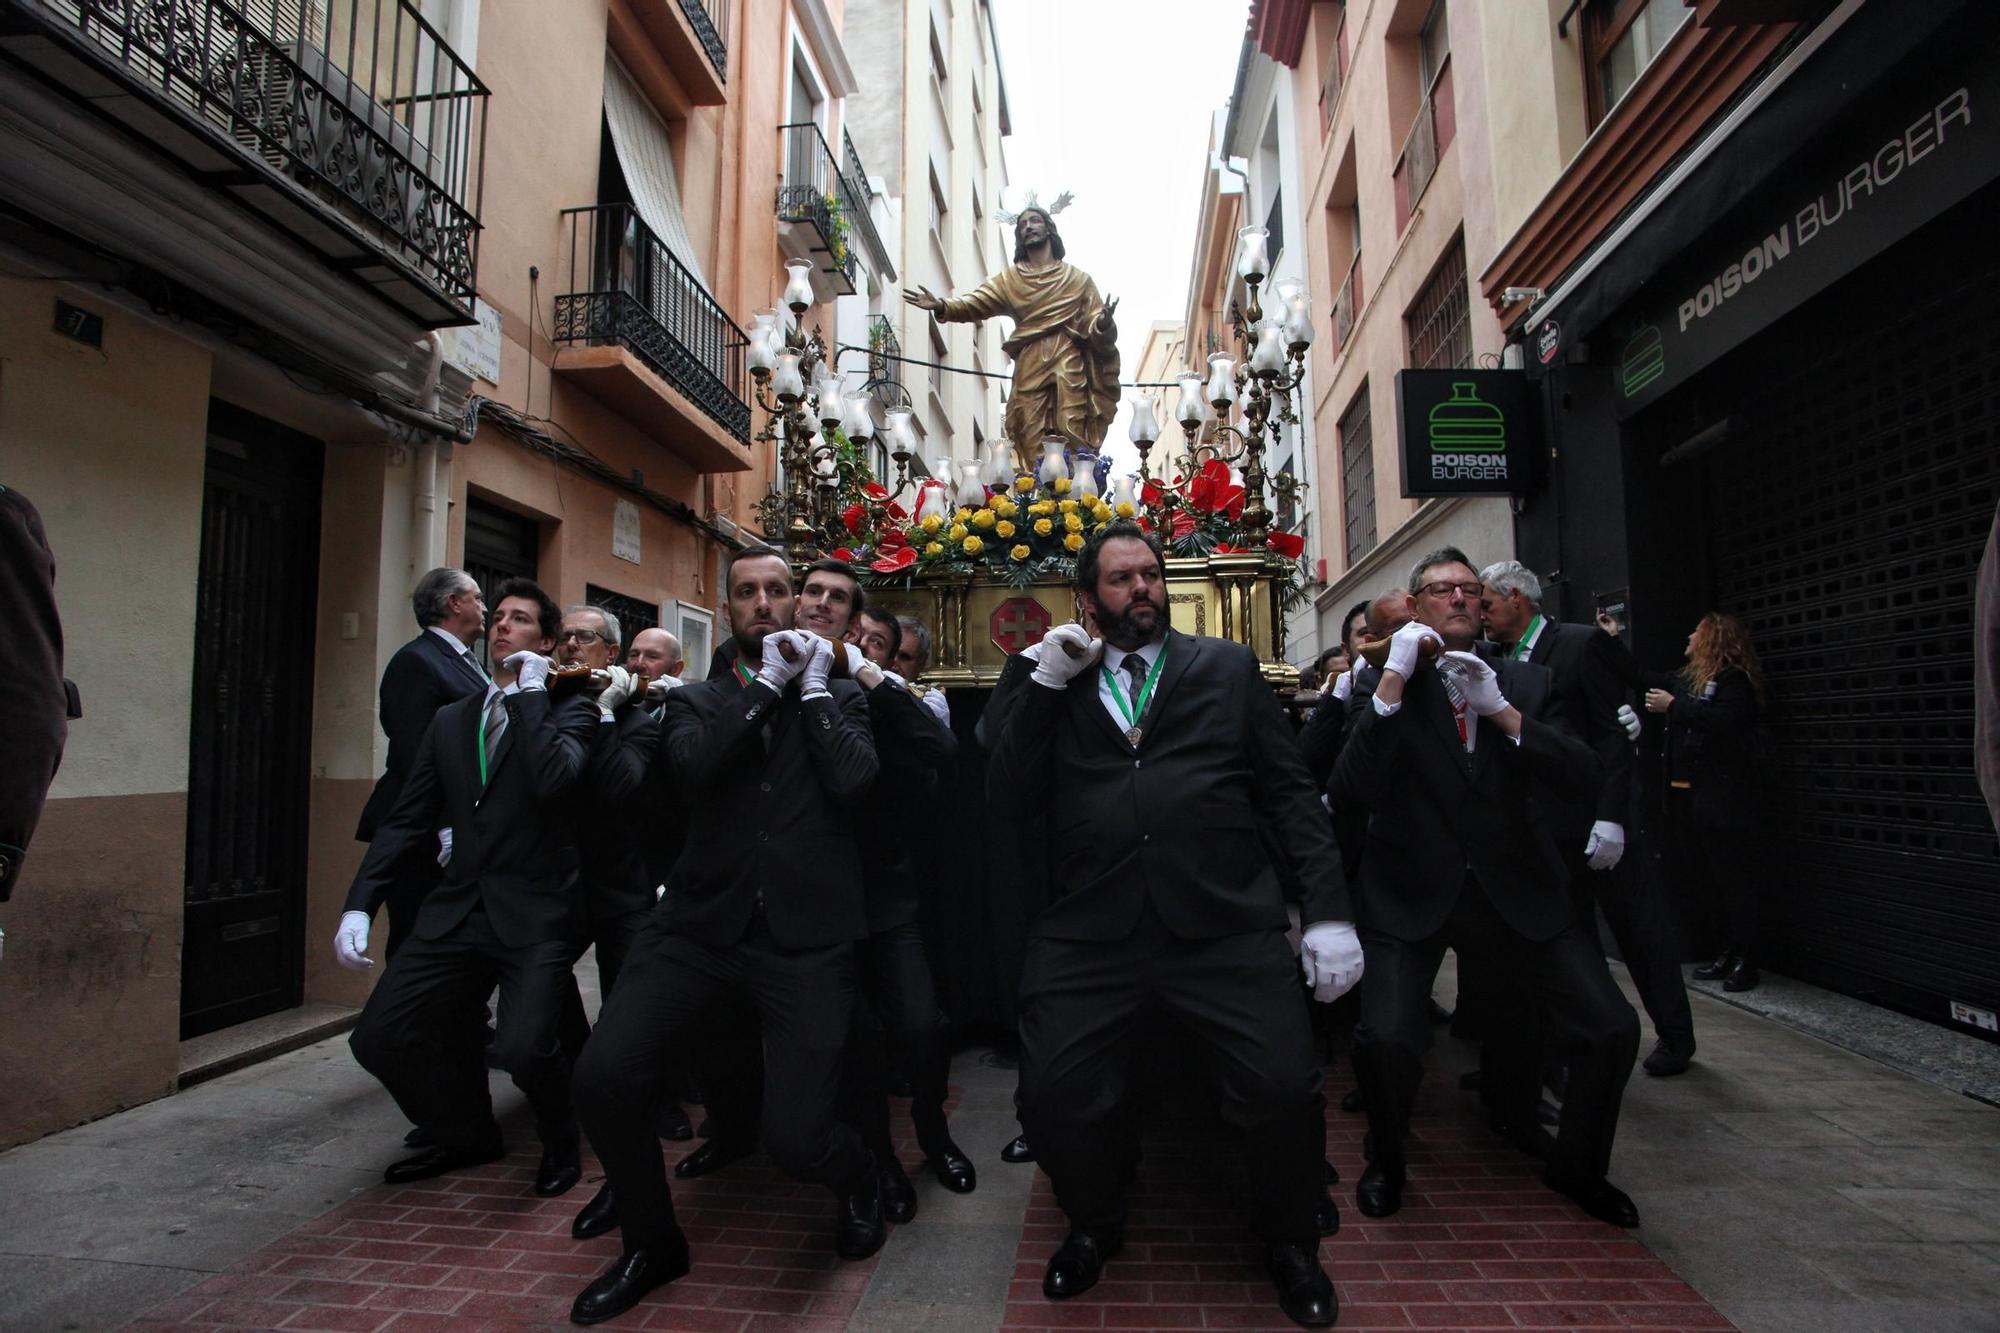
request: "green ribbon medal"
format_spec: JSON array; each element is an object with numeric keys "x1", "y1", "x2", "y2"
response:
[
  {"x1": 1101, "y1": 642, "x2": 1168, "y2": 747},
  {"x1": 1508, "y1": 613, "x2": 1544, "y2": 661}
]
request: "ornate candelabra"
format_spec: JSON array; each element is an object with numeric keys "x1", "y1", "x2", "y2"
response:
[{"x1": 1126, "y1": 223, "x2": 1313, "y2": 547}]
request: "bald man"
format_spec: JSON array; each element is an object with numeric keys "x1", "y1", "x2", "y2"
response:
[{"x1": 627, "y1": 628, "x2": 685, "y2": 687}]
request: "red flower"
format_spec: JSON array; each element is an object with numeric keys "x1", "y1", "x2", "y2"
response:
[
  {"x1": 1171, "y1": 510, "x2": 1196, "y2": 541},
  {"x1": 841, "y1": 503, "x2": 866, "y2": 534},
  {"x1": 879, "y1": 529, "x2": 908, "y2": 550},
  {"x1": 831, "y1": 547, "x2": 857, "y2": 562},
  {"x1": 1191, "y1": 459, "x2": 1245, "y2": 518},
  {"x1": 870, "y1": 545, "x2": 918, "y2": 573},
  {"x1": 1267, "y1": 530, "x2": 1306, "y2": 559},
  {"x1": 887, "y1": 501, "x2": 909, "y2": 520},
  {"x1": 1140, "y1": 479, "x2": 1165, "y2": 509},
  {"x1": 1213, "y1": 542, "x2": 1236, "y2": 554},
  {"x1": 862, "y1": 482, "x2": 890, "y2": 501}
]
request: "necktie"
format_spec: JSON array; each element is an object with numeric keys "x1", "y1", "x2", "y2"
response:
[
  {"x1": 1122, "y1": 653, "x2": 1149, "y2": 712},
  {"x1": 1439, "y1": 668, "x2": 1470, "y2": 749},
  {"x1": 480, "y1": 690, "x2": 507, "y2": 779}
]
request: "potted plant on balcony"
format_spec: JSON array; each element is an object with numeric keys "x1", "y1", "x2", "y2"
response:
[{"x1": 823, "y1": 192, "x2": 851, "y2": 271}]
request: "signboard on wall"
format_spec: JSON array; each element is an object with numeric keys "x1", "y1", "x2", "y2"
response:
[
  {"x1": 1394, "y1": 369, "x2": 1541, "y2": 497},
  {"x1": 612, "y1": 499, "x2": 642, "y2": 564}
]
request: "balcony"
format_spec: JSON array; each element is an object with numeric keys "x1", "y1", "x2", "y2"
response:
[
  {"x1": 866, "y1": 314, "x2": 902, "y2": 409},
  {"x1": 553, "y1": 203, "x2": 752, "y2": 472},
  {"x1": 616, "y1": 0, "x2": 729, "y2": 107},
  {"x1": 1333, "y1": 254, "x2": 1362, "y2": 350},
  {"x1": 0, "y1": 0, "x2": 488, "y2": 327},
  {"x1": 776, "y1": 121, "x2": 865, "y2": 300}
]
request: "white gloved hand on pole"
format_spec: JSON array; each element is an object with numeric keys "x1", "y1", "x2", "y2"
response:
[
  {"x1": 504, "y1": 651, "x2": 552, "y2": 691},
  {"x1": 1585, "y1": 820, "x2": 1627, "y2": 871},
  {"x1": 754, "y1": 630, "x2": 813, "y2": 693},
  {"x1": 333, "y1": 910, "x2": 374, "y2": 970},
  {"x1": 1332, "y1": 668, "x2": 1355, "y2": 703},
  {"x1": 1030, "y1": 623, "x2": 1102, "y2": 689},
  {"x1": 799, "y1": 633, "x2": 836, "y2": 698},
  {"x1": 1382, "y1": 621, "x2": 1443, "y2": 682},
  {"x1": 1439, "y1": 650, "x2": 1509, "y2": 716},
  {"x1": 1299, "y1": 921, "x2": 1365, "y2": 1002},
  {"x1": 594, "y1": 665, "x2": 636, "y2": 718},
  {"x1": 1617, "y1": 703, "x2": 1642, "y2": 742}
]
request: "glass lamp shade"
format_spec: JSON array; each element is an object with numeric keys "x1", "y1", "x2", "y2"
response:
[
  {"x1": 1206, "y1": 354, "x2": 1238, "y2": 407},
  {"x1": 1072, "y1": 456, "x2": 1101, "y2": 502},
  {"x1": 1235, "y1": 226, "x2": 1270, "y2": 284},
  {"x1": 1128, "y1": 396, "x2": 1161, "y2": 445},
  {"x1": 1176, "y1": 374, "x2": 1208, "y2": 426},
  {"x1": 982, "y1": 437, "x2": 1014, "y2": 486},
  {"x1": 916, "y1": 478, "x2": 950, "y2": 522},
  {"x1": 1113, "y1": 475, "x2": 1138, "y2": 510},
  {"x1": 956, "y1": 461, "x2": 988, "y2": 508},
  {"x1": 1283, "y1": 295, "x2": 1315, "y2": 351},
  {"x1": 1249, "y1": 320, "x2": 1288, "y2": 377},
  {"x1": 746, "y1": 323, "x2": 778, "y2": 375},
  {"x1": 841, "y1": 395, "x2": 875, "y2": 441},
  {"x1": 783, "y1": 259, "x2": 815, "y2": 314},
  {"x1": 812, "y1": 448, "x2": 839, "y2": 480},
  {"x1": 772, "y1": 350, "x2": 806, "y2": 403},
  {"x1": 1273, "y1": 277, "x2": 1304, "y2": 308},
  {"x1": 1037, "y1": 437, "x2": 1071, "y2": 484},
  {"x1": 885, "y1": 408, "x2": 917, "y2": 459}
]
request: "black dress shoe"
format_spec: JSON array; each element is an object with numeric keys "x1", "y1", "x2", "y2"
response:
[
  {"x1": 1723, "y1": 959, "x2": 1760, "y2": 992},
  {"x1": 383, "y1": 1139, "x2": 504, "y2": 1185},
  {"x1": 1042, "y1": 1232, "x2": 1121, "y2": 1299},
  {"x1": 836, "y1": 1168, "x2": 887, "y2": 1260},
  {"x1": 1315, "y1": 1189, "x2": 1341, "y2": 1237},
  {"x1": 1642, "y1": 1039, "x2": 1695, "y2": 1076},
  {"x1": 403, "y1": 1125, "x2": 435, "y2": 1149},
  {"x1": 1338, "y1": 1086, "x2": 1364, "y2": 1113},
  {"x1": 1544, "y1": 1167, "x2": 1640, "y2": 1228},
  {"x1": 537, "y1": 1134, "x2": 583, "y2": 1198},
  {"x1": 1692, "y1": 952, "x2": 1737, "y2": 981},
  {"x1": 1355, "y1": 1160, "x2": 1404, "y2": 1218},
  {"x1": 879, "y1": 1158, "x2": 918, "y2": 1224},
  {"x1": 673, "y1": 1138, "x2": 754, "y2": 1180},
  {"x1": 655, "y1": 1104, "x2": 694, "y2": 1141},
  {"x1": 1267, "y1": 1242, "x2": 1337, "y2": 1327},
  {"x1": 1000, "y1": 1133, "x2": 1036, "y2": 1164},
  {"x1": 925, "y1": 1140, "x2": 978, "y2": 1194},
  {"x1": 570, "y1": 1240, "x2": 691, "y2": 1325},
  {"x1": 572, "y1": 1182, "x2": 618, "y2": 1240}
]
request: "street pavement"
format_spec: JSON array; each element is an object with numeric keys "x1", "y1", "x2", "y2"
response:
[{"x1": 2, "y1": 961, "x2": 1998, "y2": 1332}]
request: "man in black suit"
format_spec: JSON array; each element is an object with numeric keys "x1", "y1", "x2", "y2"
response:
[
  {"x1": 1333, "y1": 550, "x2": 1641, "y2": 1229},
  {"x1": 989, "y1": 521, "x2": 1360, "y2": 1329},
  {"x1": 356, "y1": 567, "x2": 490, "y2": 957},
  {"x1": 567, "y1": 549, "x2": 883, "y2": 1326},
  {"x1": 335, "y1": 578, "x2": 603, "y2": 1196},
  {"x1": 1481, "y1": 562, "x2": 1694, "y2": 1077},
  {"x1": 0, "y1": 486, "x2": 68, "y2": 904}
]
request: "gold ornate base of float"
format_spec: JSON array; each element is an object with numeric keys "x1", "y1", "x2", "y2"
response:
[{"x1": 866, "y1": 551, "x2": 1297, "y2": 690}]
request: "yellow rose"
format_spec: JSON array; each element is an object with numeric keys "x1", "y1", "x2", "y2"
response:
[
  {"x1": 1054, "y1": 478, "x2": 1072, "y2": 493},
  {"x1": 971, "y1": 509, "x2": 997, "y2": 529},
  {"x1": 925, "y1": 541, "x2": 944, "y2": 556},
  {"x1": 1064, "y1": 512, "x2": 1085, "y2": 533},
  {"x1": 1014, "y1": 475, "x2": 1035, "y2": 492},
  {"x1": 1009, "y1": 543, "x2": 1031, "y2": 562},
  {"x1": 1029, "y1": 500, "x2": 1056, "y2": 516},
  {"x1": 996, "y1": 520, "x2": 1017, "y2": 538},
  {"x1": 955, "y1": 506, "x2": 974, "y2": 523},
  {"x1": 1114, "y1": 501, "x2": 1136, "y2": 518},
  {"x1": 1034, "y1": 517, "x2": 1054, "y2": 537},
  {"x1": 1092, "y1": 501, "x2": 1113, "y2": 521},
  {"x1": 1059, "y1": 498, "x2": 1079, "y2": 514},
  {"x1": 1064, "y1": 533, "x2": 1085, "y2": 552},
  {"x1": 920, "y1": 513, "x2": 943, "y2": 534},
  {"x1": 991, "y1": 497, "x2": 1018, "y2": 518},
  {"x1": 961, "y1": 535, "x2": 985, "y2": 555},
  {"x1": 948, "y1": 522, "x2": 968, "y2": 542}
]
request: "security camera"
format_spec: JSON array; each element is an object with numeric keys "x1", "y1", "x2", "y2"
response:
[{"x1": 1502, "y1": 286, "x2": 1545, "y2": 305}]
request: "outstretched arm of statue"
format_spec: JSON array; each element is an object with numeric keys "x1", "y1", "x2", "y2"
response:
[
  {"x1": 1091, "y1": 295, "x2": 1119, "y2": 346},
  {"x1": 902, "y1": 285, "x2": 943, "y2": 313}
]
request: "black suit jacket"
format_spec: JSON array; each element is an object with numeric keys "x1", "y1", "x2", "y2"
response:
[
  {"x1": 1332, "y1": 661, "x2": 1600, "y2": 943},
  {"x1": 357, "y1": 631, "x2": 488, "y2": 840},
  {"x1": 655, "y1": 674, "x2": 878, "y2": 950},
  {"x1": 570, "y1": 705, "x2": 662, "y2": 925},
  {"x1": 1594, "y1": 639, "x2": 1760, "y2": 829},
  {"x1": 1521, "y1": 621, "x2": 1633, "y2": 837},
  {"x1": 989, "y1": 631, "x2": 1351, "y2": 941},
  {"x1": 345, "y1": 687, "x2": 603, "y2": 948},
  {"x1": 858, "y1": 681, "x2": 958, "y2": 934}
]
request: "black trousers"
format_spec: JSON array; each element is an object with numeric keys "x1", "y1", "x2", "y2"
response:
[
  {"x1": 350, "y1": 905, "x2": 576, "y2": 1148},
  {"x1": 840, "y1": 921, "x2": 954, "y2": 1160},
  {"x1": 1017, "y1": 905, "x2": 1323, "y2": 1248},
  {"x1": 1689, "y1": 821, "x2": 1760, "y2": 962},
  {"x1": 557, "y1": 904, "x2": 651, "y2": 1061},
  {"x1": 1355, "y1": 876, "x2": 1639, "y2": 1182},
  {"x1": 382, "y1": 848, "x2": 445, "y2": 959},
  {"x1": 1562, "y1": 841, "x2": 1695, "y2": 1048},
  {"x1": 572, "y1": 914, "x2": 870, "y2": 1252}
]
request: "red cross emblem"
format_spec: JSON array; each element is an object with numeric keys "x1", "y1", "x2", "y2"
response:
[{"x1": 990, "y1": 596, "x2": 1051, "y2": 654}]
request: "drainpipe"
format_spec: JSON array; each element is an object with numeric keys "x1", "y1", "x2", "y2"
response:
[{"x1": 410, "y1": 332, "x2": 448, "y2": 568}]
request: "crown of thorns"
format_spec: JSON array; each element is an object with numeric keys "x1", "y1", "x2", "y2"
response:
[{"x1": 995, "y1": 190, "x2": 1073, "y2": 226}]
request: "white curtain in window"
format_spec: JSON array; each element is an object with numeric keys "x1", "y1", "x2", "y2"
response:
[{"x1": 602, "y1": 56, "x2": 707, "y2": 285}]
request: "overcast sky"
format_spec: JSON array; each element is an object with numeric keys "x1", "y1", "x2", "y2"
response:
[{"x1": 986, "y1": 0, "x2": 1249, "y2": 475}]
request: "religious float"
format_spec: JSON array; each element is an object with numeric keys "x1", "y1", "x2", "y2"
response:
[{"x1": 749, "y1": 194, "x2": 1320, "y2": 690}]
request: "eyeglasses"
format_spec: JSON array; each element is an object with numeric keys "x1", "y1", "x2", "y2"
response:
[
  {"x1": 1417, "y1": 581, "x2": 1484, "y2": 600},
  {"x1": 558, "y1": 629, "x2": 604, "y2": 645}
]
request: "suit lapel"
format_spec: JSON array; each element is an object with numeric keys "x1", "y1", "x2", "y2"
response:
[
  {"x1": 1071, "y1": 662, "x2": 1133, "y2": 751},
  {"x1": 1134, "y1": 631, "x2": 1197, "y2": 750}
]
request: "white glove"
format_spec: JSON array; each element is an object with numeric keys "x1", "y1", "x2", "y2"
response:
[
  {"x1": 436, "y1": 827, "x2": 453, "y2": 867},
  {"x1": 754, "y1": 630, "x2": 813, "y2": 692},
  {"x1": 1439, "y1": 650, "x2": 1508, "y2": 716},
  {"x1": 1030, "y1": 623, "x2": 1102, "y2": 689},
  {"x1": 333, "y1": 910, "x2": 374, "y2": 970},
  {"x1": 504, "y1": 650, "x2": 552, "y2": 691},
  {"x1": 1617, "y1": 703, "x2": 1642, "y2": 741},
  {"x1": 594, "y1": 665, "x2": 635, "y2": 718},
  {"x1": 843, "y1": 642, "x2": 868, "y2": 675},
  {"x1": 1585, "y1": 821, "x2": 1626, "y2": 871},
  {"x1": 1332, "y1": 668, "x2": 1355, "y2": 704},
  {"x1": 1383, "y1": 621, "x2": 1443, "y2": 681},
  {"x1": 799, "y1": 632, "x2": 836, "y2": 697},
  {"x1": 644, "y1": 675, "x2": 681, "y2": 703},
  {"x1": 1300, "y1": 921, "x2": 1365, "y2": 1003}
]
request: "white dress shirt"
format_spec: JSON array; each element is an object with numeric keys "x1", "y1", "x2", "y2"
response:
[{"x1": 1099, "y1": 639, "x2": 1164, "y2": 738}]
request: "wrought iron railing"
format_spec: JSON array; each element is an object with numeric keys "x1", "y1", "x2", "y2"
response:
[
  {"x1": 26, "y1": 0, "x2": 488, "y2": 308},
  {"x1": 1333, "y1": 255, "x2": 1360, "y2": 350},
  {"x1": 1264, "y1": 188, "x2": 1285, "y2": 268},
  {"x1": 1318, "y1": 8, "x2": 1347, "y2": 132},
  {"x1": 866, "y1": 314, "x2": 902, "y2": 408},
  {"x1": 1397, "y1": 95, "x2": 1439, "y2": 212},
  {"x1": 676, "y1": 0, "x2": 728, "y2": 79},
  {"x1": 555, "y1": 203, "x2": 750, "y2": 443},
  {"x1": 776, "y1": 121, "x2": 858, "y2": 290},
  {"x1": 841, "y1": 128, "x2": 892, "y2": 281}
]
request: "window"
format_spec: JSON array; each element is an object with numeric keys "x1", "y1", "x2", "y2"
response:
[
  {"x1": 1264, "y1": 187, "x2": 1285, "y2": 271},
  {"x1": 584, "y1": 584, "x2": 660, "y2": 647},
  {"x1": 1405, "y1": 239, "x2": 1470, "y2": 371},
  {"x1": 928, "y1": 319, "x2": 947, "y2": 404},
  {"x1": 1338, "y1": 388, "x2": 1376, "y2": 568},
  {"x1": 1317, "y1": 2, "x2": 1349, "y2": 133},
  {"x1": 929, "y1": 168, "x2": 948, "y2": 238},
  {"x1": 1394, "y1": 0, "x2": 1454, "y2": 228},
  {"x1": 1419, "y1": 0, "x2": 1449, "y2": 91},
  {"x1": 929, "y1": 19, "x2": 948, "y2": 89},
  {"x1": 1586, "y1": 0, "x2": 1692, "y2": 123},
  {"x1": 675, "y1": 602, "x2": 713, "y2": 683}
]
